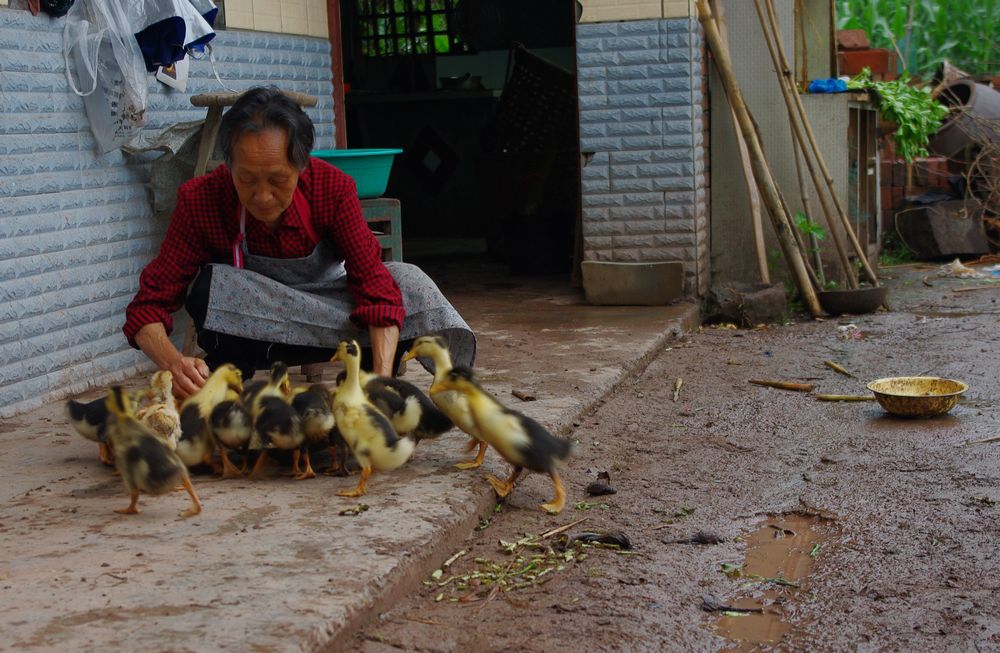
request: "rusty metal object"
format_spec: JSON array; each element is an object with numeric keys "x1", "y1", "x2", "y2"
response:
[
  {"x1": 929, "y1": 80, "x2": 1000, "y2": 158},
  {"x1": 866, "y1": 377, "x2": 968, "y2": 418}
]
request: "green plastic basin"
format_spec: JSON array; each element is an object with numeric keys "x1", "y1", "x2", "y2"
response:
[{"x1": 311, "y1": 148, "x2": 403, "y2": 199}]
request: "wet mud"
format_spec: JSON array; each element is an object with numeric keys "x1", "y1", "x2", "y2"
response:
[{"x1": 354, "y1": 268, "x2": 1000, "y2": 652}]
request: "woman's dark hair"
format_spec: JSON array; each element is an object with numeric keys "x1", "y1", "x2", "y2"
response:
[{"x1": 218, "y1": 86, "x2": 315, "y2": 170}]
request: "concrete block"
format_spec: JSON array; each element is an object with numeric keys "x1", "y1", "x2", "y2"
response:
[{"x1": 582, "y1": 261, "x2": 684, "y2": 305}]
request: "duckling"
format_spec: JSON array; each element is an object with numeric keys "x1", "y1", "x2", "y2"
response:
[
  {"x1": 335, "y1": 369, "x2": 452, "y2": 442},
  {"x1": 402, "y1": 335, "x2": 487, "y2": 469},
  {"x1": 66, "y1": 395, "x2": 115, "y2": 466},
  {"x1": 248, "y1": 362, "x2": 302, "y2": 479},
  {"x1": 104, "y1": 386, "x2": 201, "y2": 518},
  {"x1": 66, "y1": 389, "x2": 148, "y2": 467},
  {"x1": 209, "y1": 390, "x2": 252, "y2": 479},
  {"x1": 431, "y1": 366, "x2": 571, "y2": 514},
  {"x1": 135, "y1": 370, "x2": 181, "y2": 450},
  {"x1": 290, "y1": 383, "x2": 335, "y2": 480},
  {"x1": 177, "y1": 363, "x2": 244, "y2": 473},
  {"x1": 330, "y1": 340, "x2": 416, "y2": 497}
]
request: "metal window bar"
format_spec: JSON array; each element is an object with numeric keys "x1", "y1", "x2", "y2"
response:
[{"x1": 358, "y1": 0, "x2": 462, "y2": 57}]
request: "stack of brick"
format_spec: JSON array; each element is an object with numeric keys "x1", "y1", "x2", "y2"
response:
[{"x1": 836, "y1": 29, "x2": 897, "y2": 82}]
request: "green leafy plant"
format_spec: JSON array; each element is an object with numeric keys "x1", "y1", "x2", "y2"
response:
[
  {"x1": 794, "y1": 212, "x2": 829, "y2": 287},
  {"x1": 795, "y1": 212, "x2": 826, "y2": 242},
  {"x1": 847, "y1": 69, "x2": 949, "y2": 162}
]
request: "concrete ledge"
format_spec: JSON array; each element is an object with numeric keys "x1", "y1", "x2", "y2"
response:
[
  {"x1": 0, "y1": 281, "x2": 700, "y2": 652},
  {"x1": 582, "y1": 260, "x2": 685, "y2": 305}
]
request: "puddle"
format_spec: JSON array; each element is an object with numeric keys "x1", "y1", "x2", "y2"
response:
[{"x1": 716, "y1": 513, "x2": 838, "y2": 650}]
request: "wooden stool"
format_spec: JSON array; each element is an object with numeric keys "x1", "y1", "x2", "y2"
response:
[{"x1": 189, "y1": 90, "x2": 318, "y2": 177}]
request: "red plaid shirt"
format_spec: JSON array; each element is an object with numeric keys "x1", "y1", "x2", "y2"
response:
[{"x1": 123, "y1": 158, "x2": 404, "y2": 347}]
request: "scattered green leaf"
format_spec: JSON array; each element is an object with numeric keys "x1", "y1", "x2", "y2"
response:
[
  {"x1": 721, "y1": 563, "x2": 744, "y2": 578},
  {"x1": 810, "y1": 543, "x2": 821, "y2": 558}
]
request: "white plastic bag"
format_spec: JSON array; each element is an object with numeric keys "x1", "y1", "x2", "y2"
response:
[{"x1": 64, "y1": 0, "x2": 149, "y2": 153}]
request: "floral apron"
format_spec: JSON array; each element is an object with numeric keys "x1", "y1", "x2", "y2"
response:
[{"x1": 202, "y1": 190, "x2": 476, "y2": 368}]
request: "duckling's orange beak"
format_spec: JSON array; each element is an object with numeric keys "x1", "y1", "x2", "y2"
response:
[
  {"x1": 330, "y1": 351, "x2": 341, "y2": 364},
  {"x1": 400, "y1": 349, "x2": 417, "y2": 363}
]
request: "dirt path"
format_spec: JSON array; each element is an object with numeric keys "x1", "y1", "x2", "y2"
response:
[{"x1": 352, "y1": 269, "x2": 1000, "y2": 652}]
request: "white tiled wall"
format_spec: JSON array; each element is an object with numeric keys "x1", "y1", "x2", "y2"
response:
[
  {"x1": 579, "y1": 0, "x2": 693, "y2": 23},
  {"x1": 226, "y1": 0, "x2": 329, "y2": 37}
]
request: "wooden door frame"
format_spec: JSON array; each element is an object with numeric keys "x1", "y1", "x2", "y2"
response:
[{"x1": 327, "y1": 0, "x2": 348, "y2": 148}]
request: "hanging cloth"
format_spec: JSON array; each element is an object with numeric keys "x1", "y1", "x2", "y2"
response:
[{"x1": 129, "y1": 0, "x2": 217, "y2": 72}]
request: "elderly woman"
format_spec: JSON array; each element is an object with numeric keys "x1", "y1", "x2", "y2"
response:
[{"x1": 124, "y1": 86, "x2": 475, "y2": 398}]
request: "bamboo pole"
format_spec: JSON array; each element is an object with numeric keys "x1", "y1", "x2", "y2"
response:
[
  {"x1": 761, "y1": 0, "x2": 880, "y2": 287},
  {"x1": 750, "y1": 0, "x2": 856, "y2": 288},
  {"x1": 696, "y1": 0, "x2": 822, "y2": 317},
  {"x1": 710, "y1": 0, "x2": 770, "y2": 285}
]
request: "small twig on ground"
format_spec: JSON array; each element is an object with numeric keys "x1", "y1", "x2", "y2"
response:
[
  {"x1": 540, "y1": 517, "x2": 589, "y2": 540},
  {"x1": 673, "y1": 378, "x2": 683, "y2": 402},
  {"x1": 511, "y1": 389, "x2": 537, "y2": 402},
  {"x1": 749, "y1": 379, "x2": 814, "y2": 392},
  {"x1": 823, "y1": 360, "x2": 853, "y2": 377},
  {"x1": 961, "y1": 436, "x2": 1000, "y2": 446},
  {"x1": 953, "y1": 285, "x2": 1000, "y2": 293},
  {"x1": 814, "y1": 394, "x2": 873, "y2": 402},
  {"x1": 403, "y1": 616, "x2": 445, "y2": 627}
]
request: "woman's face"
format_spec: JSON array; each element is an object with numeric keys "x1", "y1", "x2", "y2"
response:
[{"x1": 231, "y1": 128, "x2": 300, "y2": 227}]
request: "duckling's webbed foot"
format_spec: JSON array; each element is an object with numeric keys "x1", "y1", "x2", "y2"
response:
[
  {"x1": 539, "y1": 471, "x2": 566, "y2": 515},
  {"x1": 337, "y1": 466, "x2": 371, "y2": 497},
  {"x1": 294, "y1": 450, "x2": 317, "y2": 480},
  {"x1": 98, "y1": 442, "x2": 114, "y2": 466},
  {"x1": 218, "y1": 451, "x2": 244, "y2": 479},
  {"x1": 248, "y1": 451, "x2": 271, "y2": 480},
  {"x1": 291, "y1": 450, "x2": 305, "y2": 477},
  {"x1": 455, "y1": 441, "x2": 488, "y2": 470},
  {"x1": 178, "y1": 475, "x2": 202, "y2": 518},
  {"x1": 486, "y1": 467, "x2": 522, "y2": 498},
  {"x1": 115, "y1": 491, "x2": 141, "y2": 515}
]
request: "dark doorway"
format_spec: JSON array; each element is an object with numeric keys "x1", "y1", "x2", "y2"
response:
[{"x1": 339, "y1": 0, "x2": 581, "y2": 279}]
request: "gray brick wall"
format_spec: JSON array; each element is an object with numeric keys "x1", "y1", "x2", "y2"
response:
[
  {"x1": 0, "y1": 9, "x2": 335, "y2": 417},
  {"x1": 577, "y1": 17, "x2": 709, "y2": 294}
]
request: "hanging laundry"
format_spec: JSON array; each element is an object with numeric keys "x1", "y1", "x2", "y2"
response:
[{"x1": 128, "y1": 0, "x2": 218, "y2": 72}]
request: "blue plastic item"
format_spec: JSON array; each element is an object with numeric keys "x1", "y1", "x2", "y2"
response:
[
  {"x1": 807, "y1": 78, "x2": 848, "y2": 94},
  {"x1": 311, "y1": 148, "x2": 404, "y2": 199}
]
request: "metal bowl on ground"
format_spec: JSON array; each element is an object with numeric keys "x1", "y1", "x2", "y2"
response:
[
  {"x1": 866, "y1": 377, "x2": 968, "y2": 418},
  {"x1": 818, "y1": 286, "x2": 888, "y2": 316}
]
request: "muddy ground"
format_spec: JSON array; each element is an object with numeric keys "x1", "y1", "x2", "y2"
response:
[{"x1": 352, "y1": 268, "x2": 1000, "y2": 652}]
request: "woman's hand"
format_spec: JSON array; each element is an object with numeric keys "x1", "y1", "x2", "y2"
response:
[
  {"x1": 167, "y1": 356, "x2": 211, "y2": 400},
  {"x1": 135, "y1": 322, "x2": 210, "y2": 399}
]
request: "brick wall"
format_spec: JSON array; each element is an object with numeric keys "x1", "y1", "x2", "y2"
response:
[
  {"x1": 576, "y1": 17, "x2": 709, "y2": 295},
  {"x1": 0, "y1": 9, "x2": 335, "y2": 417}
]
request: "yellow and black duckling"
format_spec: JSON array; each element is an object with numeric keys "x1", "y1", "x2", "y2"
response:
[
  {"x1": 135, "y1": 370, "x2": 181, "y2": 450},
  {"x1": 177, "y1": 363, "x2": 244, "y2": 473},
  {"x1": 290, "y1": 383, "x2": 335, "y2": 480},
  {"x1": 334, "y1": 368, "x2": 452, "y2": 442},
  {"x1": 66, "y1": 395, "x2": 115, "y2": 466},
  {"x1": 431, "y1": 366, "x2": 571, "y2": 514},
  {"x1": 330, "y1": 340, "x2": 416, "y2": 497},
  {"x1": 66, "y1": 388, "x2": 148, "y2": 466},
  {"x1": 248, "y1": 362, "x2": 302, "y2": 479},
  {"x1": 209, "y1": 390, "x2": 253, "y2": 479},
  {"x1": 104, "y1": 386, "x2": 201, "y2": 518},
  {"x1": 402, "y1": 335, "x2": 487, "y2": 469}
]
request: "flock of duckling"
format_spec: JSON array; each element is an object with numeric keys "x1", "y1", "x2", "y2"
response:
[{"x1": 66, "y1": 335, "x2": 572, "y2": 519}]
